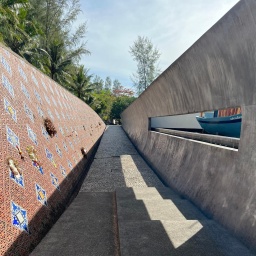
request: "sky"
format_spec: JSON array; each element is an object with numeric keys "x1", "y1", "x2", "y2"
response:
[{"x1": 77, "y1": 0, "x2": 240, "y2": 91}]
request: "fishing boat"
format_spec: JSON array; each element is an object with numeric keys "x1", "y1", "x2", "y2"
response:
[{"x1": 196, "y1": 107, "x2": 242, "y2": 138}]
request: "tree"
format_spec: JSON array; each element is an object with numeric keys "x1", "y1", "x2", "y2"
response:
[
  {"x1": 93, "y1": 75, "x2": 104, "y2": 92},
  {"x1": 110, "y1": 96, "x2": 136, "y2": 121},
  {"x1": 112, "y1": 85, "x2": 134, "y2": 97},
  {"x1": 112, "y1": 79, "x2": 122, "y2": 91},
  {"x1": 68, "y1": 65, "x2": 95, "y2": 102},
  {"x1": 129, "y1": 36, "x2": 161, "y2": 95},
  {"x1": 104, "y1": 76, "x2": 112, "y2": 91}
]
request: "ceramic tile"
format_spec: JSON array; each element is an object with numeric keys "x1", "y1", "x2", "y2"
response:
[
  {"x1": 11, "y1": 201, "x2": 29, "y2": 233},
  {"x1": 9, "y1": 170, "x2": 24, "y2": 188},
  {"x1": 18, "y1": 65, "x2": 27, "y2": 82},
  {"x1": 24, "y1": 103, "x2": 34, "y2": 122},
  {"x1": 31, "y1": 73, "x2": 39, "y2": 87},
  {"x1": 21, "y1": 83, "x2": 30, "y2": 100},
  {"x1": 34, "y1": 90, "x2": 41, "y2": 103},
  {"x1": 37, "y1": 105, "x2": 44, "y2": 117},
  {"x1": 2, "y1": 74, "x2": 14, "y2": 98},
  {"x1": 60, "y1": 165, "x2": 66, "y2": 177},
  {"x1": 33, "y1": 161, "x2": 44, "y2": 175},
  {"x1": 1, "y1": 54, "x2": 12, "y2": 74},
  {"x1": 27, "y1": 125, "x2": 38, "y2": 145},
  {"x1": 55, "y1": 144, "x2": 62, "y2": 158},
  {"x1": 6, "y1": 125, "x2": 19, "y2": 148},
  {"x1": 35, "y1": 184, "x2": 47, "y2": 206},
  {"x1": 4, "y1": 97, "x2": 17, "y2": 122},
  {"x1": 50, "y1": 173, "x2": 60, "y2": 190}
]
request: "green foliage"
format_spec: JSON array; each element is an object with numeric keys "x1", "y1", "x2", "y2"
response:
[
  {"x1": 130, "y1": 36, "x2": 161, "y2": 95},
  {"x1": 110, "y1": 96, "x2": 136, "y2": 121}
]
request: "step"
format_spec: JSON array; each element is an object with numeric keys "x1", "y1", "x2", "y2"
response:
[
  {"x1": 118, "y1": 220, "x2": 254, "y2": 256},
  {"x1": 31, "y1": 192, "x2": 116, "y2": 256}
]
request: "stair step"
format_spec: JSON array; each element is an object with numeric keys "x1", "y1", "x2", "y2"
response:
[{"x1": 118, "y1": 220, "x2": 254, "y2": 256}]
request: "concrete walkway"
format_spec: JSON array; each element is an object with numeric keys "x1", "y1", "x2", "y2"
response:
[{"x1": 31, "y1": 126, "x2": 255, "y2": 256}]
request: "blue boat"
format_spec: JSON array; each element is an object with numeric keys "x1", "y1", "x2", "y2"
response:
[{"x1": 196, "y1": 110, "x2": 242, "y2": 138}]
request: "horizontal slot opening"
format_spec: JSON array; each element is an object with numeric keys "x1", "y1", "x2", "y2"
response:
[{"x1": 150, "y1": 107, "x2": 241, "y2": 149}]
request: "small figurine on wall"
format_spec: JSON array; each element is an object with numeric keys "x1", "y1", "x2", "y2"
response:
[
  {"x1": 16, "y1": 146, "x2": 25, "y2": 160},
  {"x1": 44, "y1": 117, "x2": 57, "y2": 137},
  {"x1": 26, "y1": 146, "x2": 41, "y2": 166},
  {"x1": 81, "y1": 147, "x2": 87, "y2": 159},
  {"x1": 7, "y1": 158, "x2": 21, "y2": 177}
]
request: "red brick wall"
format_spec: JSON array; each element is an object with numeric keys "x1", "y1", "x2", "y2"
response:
[{"x1": 0, "y1": 44, "x2": 105, "y2": 255}]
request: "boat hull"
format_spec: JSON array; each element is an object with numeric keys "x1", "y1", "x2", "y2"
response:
[{"x1": 196, "y1": 114, "x2": 242, "y2": 138}]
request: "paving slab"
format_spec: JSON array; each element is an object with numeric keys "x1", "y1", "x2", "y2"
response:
[
  {"x1": 30, "y1": 192, "x2": 116, "y2": 256},
  {"x1": 119, "y1": 220, "x2": 255, "y2": 256}
]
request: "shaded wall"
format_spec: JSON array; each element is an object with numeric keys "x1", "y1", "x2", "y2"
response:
[
  {"x1": 0, "y1": 44, "x2": 105, "y2": 255},
  {"x1": 122, "y1": 0, "x2": 256, "y2": 252}
]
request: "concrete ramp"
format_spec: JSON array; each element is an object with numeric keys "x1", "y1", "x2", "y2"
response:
[{"x1": 31, "y1": 126, "x2": 254, "y2": 255}]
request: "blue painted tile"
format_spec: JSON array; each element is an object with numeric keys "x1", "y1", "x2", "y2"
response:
[
  {"x1": 2, "y1": 74, "x2": 14, "y2": 97},
  {"x1": 35, "y1": 184, "x2": 47, "y2": 206},
  {"x1": 34, "y1": 89, "x2": 41, "y2": 103},
  {"x1": 24, "y1": 103, "x2": 34, "y2": 122},
  {"x1": 60, "y1": 165, "x2": 66, "y2": 177},
  {"x1": 41, "y1": 125, "x2": 49, "y2": 140},
  {"x1": 68, "y1": 160, "x2": 73, "y2": 170},
  {"x1": 63, "y1": 142, "x2": 68, "y2": 151},
  {"x1": 44, "y1": 93, "x2": 51, "y2": 105},
  {"x1": 55, "y1": 144, "x2": 62, "y2": 157},
  {"x1": 21, "y1": 83, "x2": 30, "y2": 100},
  {"x1": 45, "y1": 148, "x2": 53, "y2": 161},
  {"x1": 1, "y1": 54, "x2": 12, "y2": 74},
  {"x1": 9, "y1": 170, "x2": 24, "y2": 187},
  {"x1": 18, "y1": 65, "x2": 27, "y2": 82},
  {"x1": 41, "y1": 79, "x2": 47, "y2": 91},
  {"x1": 11, "y1": 201, "x2": 29, "y2": 233},
  {"x1": 47, "y1": 109, "x2": 54, "y2": 120},
  {"x1": 27, "y1": 125, "x2": 38, "y2": 145},
  {"x1": 50, "y1": 173, "x2": 60, "y2": 190},
  {"x1": 31, "y1": 73, "x2": 39, "y2": 87},
  {"x1": 4, "y1": 97, "x2": 17, "y2": 122},
  {"x1": 37, "y1": 105, "x2": 44, "y2": 117},
  {"x1": 6, "y1": 125, "x2": 19, "y2": 148},
  {"x1": 33, "y1": 161, "x2": 44, "y2": 174}
]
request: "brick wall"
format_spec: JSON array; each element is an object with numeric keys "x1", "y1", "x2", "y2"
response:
[{"x1": 0, "y1": 44, "x2": 105, "y2": 255}]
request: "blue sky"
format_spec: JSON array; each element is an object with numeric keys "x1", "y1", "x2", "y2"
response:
[{"x1": 77, "y1": 0, "x2": 239, "y2": 91}]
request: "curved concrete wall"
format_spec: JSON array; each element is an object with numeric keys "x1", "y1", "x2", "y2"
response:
[
  {"x1": 0, "y1": 44, "x2": 105, "y2": 255},
  {"x1": 122, "y1": 0, "x2": 256, "y2": 252}
]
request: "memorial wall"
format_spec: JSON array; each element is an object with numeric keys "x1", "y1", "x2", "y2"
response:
[{"x1": 0, "y1": 44, "x2": 105, "y2": 255}]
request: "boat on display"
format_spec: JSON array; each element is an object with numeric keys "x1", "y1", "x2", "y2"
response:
[{"x1": 196, "y1": 107, "x2": 242, "y2": 138}]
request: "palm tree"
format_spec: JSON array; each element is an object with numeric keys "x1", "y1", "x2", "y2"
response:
[{"x1": 68, "y1": 65, "x2": 96, "y2": 102}]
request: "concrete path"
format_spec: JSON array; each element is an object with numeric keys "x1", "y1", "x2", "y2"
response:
[{"x1": 31, "y1": 126, "x2": 255, "y2": 256}]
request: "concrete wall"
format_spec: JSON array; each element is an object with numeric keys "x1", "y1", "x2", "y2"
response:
[
  {"x1": 0, "y1": 44, "x2": 105, "y2": 255},
  {"x1": 121, "y1": 0, "x2": 256, "y2": 252}
]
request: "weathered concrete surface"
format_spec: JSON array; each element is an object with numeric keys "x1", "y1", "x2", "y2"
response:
[
  {"x1": 31, "y1": 126, "x2": 254, "y2": 255},
  {"x1": 121, "y1": 0, "x2": 256, "y2": 252}
]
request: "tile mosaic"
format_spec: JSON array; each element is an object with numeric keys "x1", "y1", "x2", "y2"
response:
[
  {"x1": 6, "y1": 126, "x2": 19, "y2": 148},
  {"x1": 60, "y1": 165, "x2": 66, "y2": 177},
  {"x1": 21, "y1": 83, "x2": 30, "y2": 100},
  {"x1": 62, "y1": 112, "x2": 65, "y2": 119},
  {"x1": 27, "y1": 125, "x2": 38, "y2": 145},
  {"x1": 24, "y1": 103, "x2": 34, "y2": 122},
  {"x1": 9, "y1": 170, "x2": 24, "y2": 188},
  {"x1": 50, "y1": 173, "x2": 60, "y2": 190},
  {"x1": 37, "y1": 105, "x2": 44, "y2": 117},
  {"x1": 32, "y1": 161, "x2": 44, "y2": 175},
  {"x1": 55, "y1": 144, "x2": 62, "y2": 157},
  {"x1": 11, "y1": 201, "x2": 29, "y2": 233},
  {"x1": 4, "y1": 98, "x2": 17, "y2": 122},
  {"x1": 35, "y1": 184, "x2": 47, "y2": 206},
  {"x1": 1, "y1": 54, "x2": 12, "y2": 74},
  {"x1": 41, "y1": 125, "x2": 49, "y2": 140},
  {"x1": 2, "y1": 74, "x2": 14, "y2": 97},
  {"x1": 31, "y1": 73, "x2": 39, "y2": 87},
  {"x1": 18, "y1": 65, "x2": 27, "y2": 82},
  {"x1": 69, "y1": 141, "x2": 74, "y2": 149},
  {"x1": 4, "y1": 48, "x2": 10, "y2": 57},
  {"x1": 34, "y1": 90, "x2": 42, "y2": 103}
]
